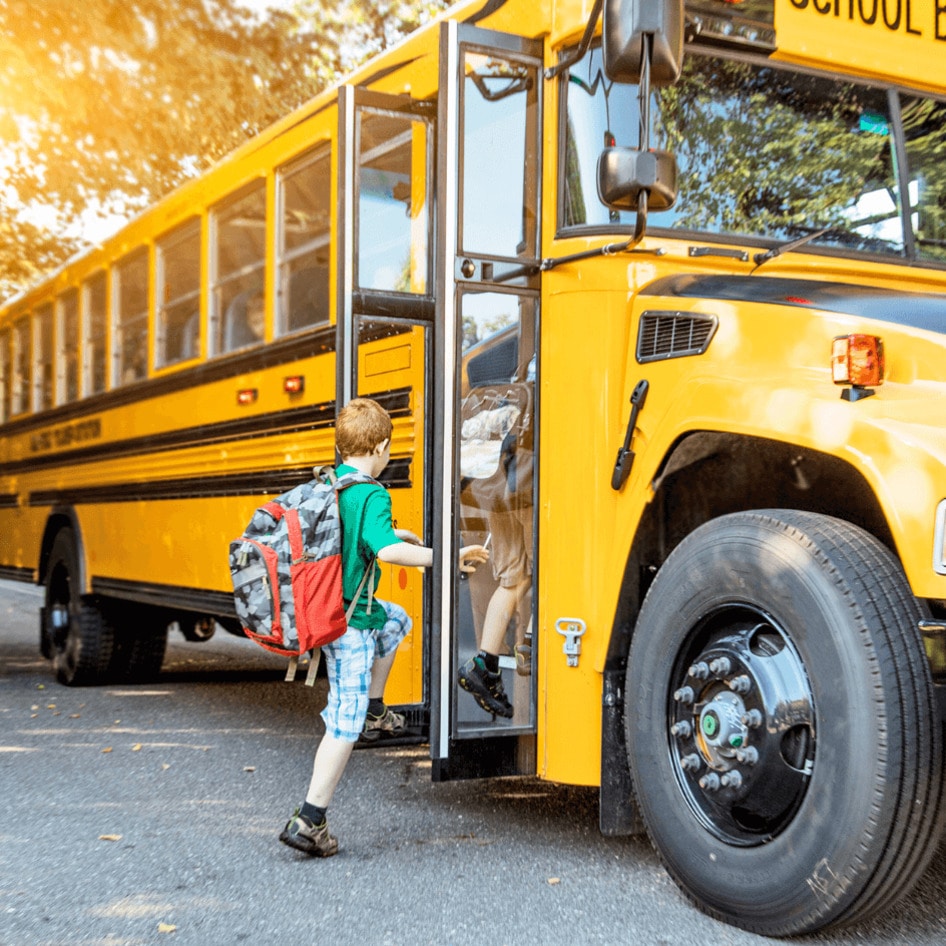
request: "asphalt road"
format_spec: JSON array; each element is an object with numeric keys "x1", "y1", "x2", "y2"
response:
[{"x1": 3, "y1": 577, "x2": 946, "y2": 946}]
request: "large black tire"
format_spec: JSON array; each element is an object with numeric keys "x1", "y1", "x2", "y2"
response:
[
  {"x1": 44, "y1": 528, "x2": 115, "y2": 686},
  {"x1": 626, "y1": 510, "x2": 945, "y2": 936},
  {"x1": 108, "y1": 605, "x2": 169, "y2": 683}
]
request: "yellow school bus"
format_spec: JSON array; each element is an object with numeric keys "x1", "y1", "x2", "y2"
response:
[{"x1": 2, "y1": 0, "x2": 946, "y2": 934}]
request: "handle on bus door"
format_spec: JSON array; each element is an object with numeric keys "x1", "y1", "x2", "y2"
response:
[{"x1": 611, "y1": 379, "x2": 649, "y2": 492}]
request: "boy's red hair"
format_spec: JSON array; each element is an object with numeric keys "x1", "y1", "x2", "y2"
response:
[{"x1": 336, "y1": 397, "x2": 393, "y2": 459}]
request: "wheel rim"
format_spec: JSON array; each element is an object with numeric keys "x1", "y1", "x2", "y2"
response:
[
  {"x1": 47, "y1": 559, "x2": 79, "y2": 677},
  {"x1": 668, "y1": 606, "x2": 816, "y2": 845}
]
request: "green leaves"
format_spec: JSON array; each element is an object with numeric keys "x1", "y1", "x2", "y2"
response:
[{"x1": 0, "y1": 0, "x2": 448, "y2": 301}]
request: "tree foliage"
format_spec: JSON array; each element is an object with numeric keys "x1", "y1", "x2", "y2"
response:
[{"x1": 0, "y1": 0, "x2": 447, "y2": 301}]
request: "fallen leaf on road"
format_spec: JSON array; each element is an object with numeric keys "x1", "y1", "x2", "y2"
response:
[
  {"x1": 547, "y1": 877, "x2": 561, "y2": 885},
  {"x1": 157, "y1": 923, "x2": 177, "y2": 933},
  {"x1": 99, "y1": 834, "x2": 122, "y2": 842},
  {"x1": 101, "y1": 747, "x2": 112, "y2": 753},
  {"x1": 132, "y1": 744, "x2": 142, "y2": 751},
  {"x1": 243, "y1": 766, "x2": 256, "y2": 772}
]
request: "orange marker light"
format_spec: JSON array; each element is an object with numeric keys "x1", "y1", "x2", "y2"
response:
[
  {"x1": 831, "y1": 335, "x2": 884, "y2": 387},
  {"x1": 283, "y1": 375, "x2": 305, "y2": 395},
  {"x1": 237, "y1": 388, "x2": 258, "y2": 406}
]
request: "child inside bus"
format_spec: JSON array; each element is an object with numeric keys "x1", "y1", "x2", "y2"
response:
[{"x1": 279, "y1": 397, "x2": 489, "y2": 857}]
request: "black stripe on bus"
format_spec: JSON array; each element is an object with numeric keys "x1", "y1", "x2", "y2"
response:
[
  {"x1": 3, "y1": 387, "x2": 413, "y2": 478},
  {"x1": 0, "y1": 494, "x2": 19, "y2": 508},
  {"x1": 28, "y1": 456, "x2": 413, "y2": 506},
  {"x1": 0, "y1": 564, "x2": 34, "y2": 583}
]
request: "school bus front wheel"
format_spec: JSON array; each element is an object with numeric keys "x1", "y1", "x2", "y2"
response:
[{"x1": 625, "y1": 509, "x2": 943, "y2": 936}]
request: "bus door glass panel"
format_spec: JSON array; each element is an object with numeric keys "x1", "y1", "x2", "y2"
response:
[
  {"x1": 277, "y1": 145, "x2": 332, "y2": 335},
  {"x1": 354, "y1": 315, "x2": 429, "y2": 707},
  {"x1": 456, "y1": 290, "x2": 536, "y2": 734},
  {"x1": 355, "y1": 108, "x2": 430, "y2": 294},
  {"x1": 460, "y1": 50, "x2": 539, "y2": 260}
]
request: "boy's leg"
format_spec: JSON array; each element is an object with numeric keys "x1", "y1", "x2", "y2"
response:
[
  {"x1": 305, "y1": 734, "x2": 355, "y2": 807},
  {"x1": 362, "y1": 600, "x2": 412, "y2": 740},
  {"x1": 280, "y1": 628, "x2": 374, "y2": 855}
]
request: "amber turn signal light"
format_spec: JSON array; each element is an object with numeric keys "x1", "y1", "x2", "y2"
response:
[{"x1": 832, "y1": 335, "x2": 884, "y2": 400}]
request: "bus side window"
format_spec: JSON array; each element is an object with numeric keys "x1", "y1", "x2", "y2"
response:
[
  {"x1": 32, "y1": 303, "x2": 54, "y2": 412},
  {"x1": 0, "y1": 328, "x2": 9, "y2": 423},
  {"x1": 114, "y1": 250, "x2": 150, "y2": 385},
  {"x1": 82, "y1": 272, "x2": 108, "y2": 396},
  {"x1": 277, "y1": 146, "x2": 331, "y2": 336},
  {"x1": 56, "y1": 288, "x2": 79, "y2": 405},
  {"x1": 211, "y1": 182, "x2": 267, "y2": 355},
  {"x1": 11, "y1": 317, "x2": 30, "y2": 415},
  {"x1": 156, "y1": 220, "x2": 202, "y2": 367}
]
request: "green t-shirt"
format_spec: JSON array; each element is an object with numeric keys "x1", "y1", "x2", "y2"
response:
[{"x1": 336, "y1": 463, "x2": 402, "y2": 629}]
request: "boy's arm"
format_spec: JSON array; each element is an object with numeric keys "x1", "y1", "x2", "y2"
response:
[{"x1": 377, "y1": 542, "x2": 488, "y2": 573}]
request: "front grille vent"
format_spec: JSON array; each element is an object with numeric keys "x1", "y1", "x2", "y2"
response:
[{"x1": 637, "y1": 311, "x2": 718, "y2": 363}]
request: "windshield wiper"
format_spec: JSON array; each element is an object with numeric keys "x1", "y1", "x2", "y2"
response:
[{"x1": 751, "y1": 227, "x2": 832, "y2": 270}]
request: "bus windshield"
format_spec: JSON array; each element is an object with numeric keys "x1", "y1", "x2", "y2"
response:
[{"x1": 561, "y1": 47, "x2": 946, "y2": 264}]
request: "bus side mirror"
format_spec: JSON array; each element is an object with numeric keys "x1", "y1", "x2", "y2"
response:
[
  {"x1": 602, "y1": 0, "x2": 684, "y2": 86},
  {"x1": 597, "y1": 147, "x2": 677, "y2": 212}
]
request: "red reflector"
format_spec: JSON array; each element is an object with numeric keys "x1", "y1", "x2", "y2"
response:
[
  {"x1": 283, "y1": 375, "x2": 305, "y2": 395},
  {"x1": 832, "y1": 335, "x2": 884, "y2": 387},
  {"x1": 785, "y1": 296, "x2": 814, "y2": 305},
  {"x1": 237, "y1": 388, "x2": 258, "y2": 406}
]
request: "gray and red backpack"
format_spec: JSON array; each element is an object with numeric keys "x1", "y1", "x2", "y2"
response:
[{"x1": 228, "y1": 466, "x2": 377, "y2": 660}]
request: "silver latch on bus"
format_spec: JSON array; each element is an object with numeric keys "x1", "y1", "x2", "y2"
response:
[{"x1": 556, "y1": 618, "x2": 587, "y2": 667}]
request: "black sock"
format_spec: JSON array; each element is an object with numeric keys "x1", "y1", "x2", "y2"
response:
[
  {"x1": 480, "y1": 650, "x2": 499, "y2": 674},
  {"x1": 367, "y1": 698, "x2": 385, "y2": 717},
  {"x1": 301, "y1": 802, "x2": 327, "y2": 825}
]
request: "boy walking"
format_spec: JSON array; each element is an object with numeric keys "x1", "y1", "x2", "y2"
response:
[{"x1": 280, "y1": 397, "x2": 488, "y2": 856}]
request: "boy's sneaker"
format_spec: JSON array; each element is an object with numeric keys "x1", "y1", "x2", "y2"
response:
[
  {"x1": 279, "y1": 810, "x2": 339, "y2": 857},
  {"x1": 361, "y1": 705, "x2": 407, "y2": 742},
  {"x1": 458, "y1": 655, "x2": 514, "y2": 718}
]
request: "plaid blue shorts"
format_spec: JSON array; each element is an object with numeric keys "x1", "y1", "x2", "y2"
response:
[{"x1": 320, "y1": 599, "x2": 412, "y2": 742}]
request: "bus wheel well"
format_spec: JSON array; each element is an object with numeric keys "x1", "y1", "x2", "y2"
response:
[
  {"x1": 609, "y1": 431, "x2": 894, "y2": 669},
  {"x1": 38, "y1": 510, "x2": 85, "y2": 590}
]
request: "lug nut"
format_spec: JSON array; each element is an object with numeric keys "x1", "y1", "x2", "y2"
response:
[
  {"x1": 721, "y1": 770, "x2": 743, "y2": 789},
  {"x1": 671, "y1": 721, "x2": 692, "y2": 739},
  {"x1": 699, "y1": 772, "x2": 721, "y2": 792},
  {"x1": 729, "y1": 674, "x2": 751, "y2": 694},
  {"x1": 735, "y1": 746, "x2": 759, "y2": 765},
  {"x1": 674, "y1": 686, "x2": 695, "y2": 704},
  {"x1": 709, "y1": 657, "x2": 732, "y2": 676},
  {"x1": 741, "y1": 709, "x2": 763, "y2": 729},
  {"x1": 680, "y1": 753, "x2": 701, "y2": 772},
  {"x1": 688, "y1": 661, "x2": 710, "y2": 680}
]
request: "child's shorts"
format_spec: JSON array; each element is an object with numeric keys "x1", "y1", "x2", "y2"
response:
[{"x1": 320, "y1": 599, "x2": 412, "y2": 742}]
